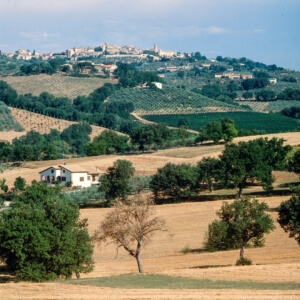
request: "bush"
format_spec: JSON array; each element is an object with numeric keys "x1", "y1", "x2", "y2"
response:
[{"x1": 236, "y1": 257, "x2": 252, "y2": 266}]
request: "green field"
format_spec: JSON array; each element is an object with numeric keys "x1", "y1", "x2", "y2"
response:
[
  {"x1": 109, "y1": 86, "x2": 248, "y2": 115},
  {"x1": 66, "y1": 274, "x2": 300, "y2": 290},
  {"x1": 143, "y1": 112, "x2": 300, "y2": 134}
]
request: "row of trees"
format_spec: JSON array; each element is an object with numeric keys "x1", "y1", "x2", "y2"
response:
[
  {"x1": 99, "y1": 139, "x2": 297, "y2": 205},
  {"x1": 150, "y1": 137, "x2": 291, "y2": 200},
  {"x1": 0, "y1": 124, "x2": 92, "y2": 161},
  {"x1": 0, "y1": 123, "x2": 194, "y2": 162}
]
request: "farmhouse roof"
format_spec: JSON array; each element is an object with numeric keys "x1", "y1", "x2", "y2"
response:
[
  {"x1": 39, "y1": 165, "x2": 61, "y2": 173},
  {"x1": 39, "y1": 164, "x2": 104, "y2": 175}
]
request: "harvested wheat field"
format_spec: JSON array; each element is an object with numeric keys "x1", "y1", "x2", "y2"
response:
[
  {"x1": 1, "y1": 74, "x2": 117, "y2": 99},
  {"x1": 0, "y1": 132, "x2": 300, "y2": 299},
  {"x1": 0, "y1": 198, "x2": 300, "y2": 299}
]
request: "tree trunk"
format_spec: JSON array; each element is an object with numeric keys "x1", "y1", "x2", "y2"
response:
[
  {"x1": 240, "y1": 241, "x2": 245, "y2": 259},
  {"x1": 136, "y1": 237, "x2": 144, "y2": 273},
  {"x1": 238, "y1": 185, "x2": 243, "y2": 199},
  {"x1": 136, "y1": 254, "x2": 144, "y2": 273}
]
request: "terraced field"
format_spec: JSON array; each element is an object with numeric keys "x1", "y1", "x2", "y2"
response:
[
  {"x1": 109, "y1": 86, "x2": 248, "y2": 115},
  {"x1": 1, "y1": 74, "x2": 117, "y2": 99}
]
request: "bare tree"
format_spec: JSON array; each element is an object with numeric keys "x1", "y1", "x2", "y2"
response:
[{"x1": 93, "y1": 194, "x2": 165, "y2": 273}]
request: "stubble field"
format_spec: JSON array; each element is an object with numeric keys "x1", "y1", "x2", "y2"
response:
[{"x1": 0, "y1": 132, "x2": 300, "y2": 299}]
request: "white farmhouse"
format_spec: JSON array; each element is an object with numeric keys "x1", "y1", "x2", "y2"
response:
[{"x1": 39, "y1": 165, "x2": 102, "y2": 188}]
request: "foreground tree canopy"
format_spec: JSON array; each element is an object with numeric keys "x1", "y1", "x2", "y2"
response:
[{"x1": 0, "y1": 181, "x2": 94, "y2": 281}]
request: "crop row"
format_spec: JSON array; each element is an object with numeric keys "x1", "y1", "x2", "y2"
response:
[
  {"x1": 238, "y1": 100, "x2": 300, "y2": 113},
  {"x1": 109, "y1": 86, "x2": 247, "y2": 114},
  {"x1": 2, "y1": 75, "x2": 116, "y2": 99}
]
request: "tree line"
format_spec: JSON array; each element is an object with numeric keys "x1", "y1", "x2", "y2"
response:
[{"x1": 98, "y1": 138, "x2": 292, "y2": 205}]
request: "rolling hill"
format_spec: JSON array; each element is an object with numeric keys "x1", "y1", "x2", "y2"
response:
[
  {"x1": 109, "y1": 85, "x2": 248, "y2": 115},
  {"x1": 0, "y1": 101, "x2": 23, "y2": 134},
  {"x1": 1, "y1": 74, "x2": 117, "y2": 99}
]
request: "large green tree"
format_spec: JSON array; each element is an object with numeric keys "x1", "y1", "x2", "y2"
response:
[
  {"x1": 150, "y1": 163, "x2": 198, "y2": 201},
  {"x1": 0, "y1": 181, "x2": 94, "y2": 281},
  {"x1": 278, "y1": 186, "x2": 300, "y2": 246},
  {"x1": 219, "y1": 138, "x2": 291, "y2": 197},
  {"x1": 99, "y1": 159, "x2": 135, "y2": 205},
  {"x1": 205, "y1": 198, "x2": 275, "y2": 259},
  {"x1": 197, "y1": 157, "x2": 221, "y2": 192}
]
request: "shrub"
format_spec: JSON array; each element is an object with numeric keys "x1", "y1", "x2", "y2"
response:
[{"x1": 236, "y1": 257, "x2": 252, "y2": 266}]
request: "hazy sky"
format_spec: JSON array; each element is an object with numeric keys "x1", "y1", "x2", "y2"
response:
[{"x1": 0, "y1": 0, "x2": 299, "y2": 70}]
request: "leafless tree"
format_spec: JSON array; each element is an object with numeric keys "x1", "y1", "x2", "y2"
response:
[{"x1": 93, "y1": 194, "x2": 165, "y2": 273}]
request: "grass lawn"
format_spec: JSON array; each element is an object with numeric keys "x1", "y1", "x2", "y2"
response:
[{"x1": 65, "y1": 274, "x2": 300, "y2": 290}]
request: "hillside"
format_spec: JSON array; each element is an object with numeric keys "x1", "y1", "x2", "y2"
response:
[
  {"x1": 1, "y1": 74, "x2": 117, "y2": 99},
  {"x1": 109, "y1": 85, "x2": 248, "y2": 115},
  {"x1": 0, "y1": 102, "x2": 23, "y2": 136},
  {"x1": 1, "y1": 136, "x2": 300, "y2": 299},
  {"x1": 0, "y1": 107, "x2": 115, "y2": 143}
]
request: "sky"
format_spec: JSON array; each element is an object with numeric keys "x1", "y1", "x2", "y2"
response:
[{"x1": 0, "y1": 0, "x2": 299, "y2": 70}]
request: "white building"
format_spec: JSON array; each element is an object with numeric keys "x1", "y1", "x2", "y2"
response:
[{"x1": 39, "y1": 165, "x2": 102, "y2": 188}]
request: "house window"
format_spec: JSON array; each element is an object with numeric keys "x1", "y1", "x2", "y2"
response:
[
  {"x1": 92, "y1": 175, "x2": 96, "y2": 182},
  {"x1": 87, "y1": 176, "x2": 91, "y2": 181},
  {"x1": 51, "y1": 169, "x2": 54, "y2": 173},
  {"x1": 61, "y1": 177, "x2": 66, "y2": 182},
  {"x1": 80, "y1": 177, "x2": 84, "y2": 182},
  {"x1": 63, "y1": 170, "x2": 65, "y2": 173}
]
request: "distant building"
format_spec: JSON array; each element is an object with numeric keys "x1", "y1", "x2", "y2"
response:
[
  {"x1": 149, "y1": 45, "x2": 177, "y2": 58},
  {"x1": 269, "y1": 78, "x2": 277, "y2": 84},
  {"x1": 215, "y1": 72, "x2": 253, "y2": 80}
]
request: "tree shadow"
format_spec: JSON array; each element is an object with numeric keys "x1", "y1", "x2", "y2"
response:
[
  {"x1": 190, "y1": 264, "x2": 232, "y2": 269},
  {"x1": 0, "y1": 265, "x2": 14, "y2": 283}
]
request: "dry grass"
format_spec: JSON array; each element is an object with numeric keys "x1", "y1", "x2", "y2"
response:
[
  {"x1": 0, "y1": 132, "x2": 300, "y2": 299},
  {"x1": 0, "y1": 197, "x2": 299, "y2": 299},
  {"x1": 1, "y1": 74, "x2": 117, "y2": 99}
]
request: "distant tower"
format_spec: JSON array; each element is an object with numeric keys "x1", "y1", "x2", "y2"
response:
[{"x1": 154, "y1": 45, "x2": 158, "y2": 53}]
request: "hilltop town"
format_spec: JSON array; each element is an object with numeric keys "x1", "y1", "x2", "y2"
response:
[{"x1": 1, "y1": 42, "x2": 179, "y2": 61}]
